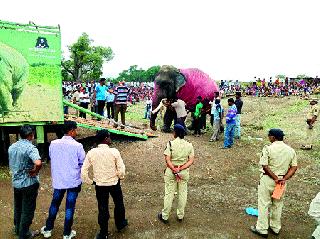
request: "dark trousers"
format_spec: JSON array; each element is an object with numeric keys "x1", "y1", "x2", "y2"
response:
[
  {"x1": 176, "y1": 116, "x2": 187, "y2": 129},
  {"x1": 79, "y1": 102, "x2": 89, "y2": 118},
  {"x1": 14, "y1": 183, "x2": 39, "y2": 239},
  {"x1": 97, "y1": 100, "x2": 106, "y2": 117},
  {"x1": 64, "y1": 106, "x2": 69, "y2": 115},
  {"x1": 106, "y1": 102, "x2": 115, "y2": 119},
  {"x1": 45, "y1": 185, "x2": 81, "y2": 236},
  {"x1": 194, "y1": 117, "x2": 201, "y2": 135},
  {"x1": 114, "y1": 104, "x2": 127, "y2": 125},
  {"x1": 200, "y1": 113, "x2": 206, "y2": 129},
  {"x1": 95, "y1": 181, "x2": 126, "y2": 237}
]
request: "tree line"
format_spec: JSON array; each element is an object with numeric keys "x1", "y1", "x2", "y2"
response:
[{"x1": 62, "y1": 33, "x2": 160, "y2": 83}]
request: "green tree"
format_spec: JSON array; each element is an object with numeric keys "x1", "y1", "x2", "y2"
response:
[
  {"x1": 62, "y1": 33, "x2": 114, "y2": 82},
  {"x1": 275, "y1": 74, "x2": 286, "y2": 79},
  {"x1": 115, "y1": 65, "x2": 160, "y2": 83},
  {"x1": 296, "y1": 74, "x2": 310, "y2": 79}
]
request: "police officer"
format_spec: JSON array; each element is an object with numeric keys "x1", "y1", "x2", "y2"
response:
[
  {"x1": 308, "y1": 192, "x2": 320, "y2": 239},
  {"x1": 251, "y1": 129, "x2": 298, "y2": 238},
  {"x1": 301, "y1": 98, "x2": 318, "y2": 150},
  {"x1": 158, "y1": 124, "x2": 195, "y2": 224}
]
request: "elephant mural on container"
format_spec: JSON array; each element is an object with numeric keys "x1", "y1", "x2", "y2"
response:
[
  {"x1": 0, "y1": 42, "x2": 29, "y2": 115},
  {"x1": 150, "y1": 65, "x2": 219, "y2": 131}
]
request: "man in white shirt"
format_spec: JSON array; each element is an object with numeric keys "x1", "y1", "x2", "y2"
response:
[
  {"x1": 144, "y1": 97, "x2": 152, "y2": 119},
  {"x1": 79, "y1": 88, "x2": 90, "y2": 118},
  {"x1": 171, "y1": 98, "x2": 187, "y2": 129}
]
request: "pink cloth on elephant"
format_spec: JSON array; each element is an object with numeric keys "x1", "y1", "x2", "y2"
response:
[{"x1": 177, "y1": 68, "x2": 219, "y2": 109}]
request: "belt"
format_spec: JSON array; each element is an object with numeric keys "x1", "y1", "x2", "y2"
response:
[
  {"x1": 263, "y1": 173, "x2": 285, "y2": 179},
  {"x1": 263, "y1": 173, "x2": 285, "y2": 176}
]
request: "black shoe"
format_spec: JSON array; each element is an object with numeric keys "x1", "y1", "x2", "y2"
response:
[
  {"x1": 117, "y1": 219, "x2": 128, "y2": 232},
  {"x1": 157, "y1": 213, "x2": 169, "y2": 224},
  {"x1": 250, "y1": 226, "x2": 268, "y2": 238},
  {"x1": 269, "y1": 228, "x2": 280, "y2": 236},
  {"x1": 95, "y1": 232, "x2": 108, "y2": 239},
  {"x1": 177, "y1": 218, "x2": 183, "y2": 223},
  {"x1": 25, "y1": 230, "x2": 40, "y2": 239}
]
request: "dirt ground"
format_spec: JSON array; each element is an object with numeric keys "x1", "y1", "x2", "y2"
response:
[{"x1": 1, "y1": 96, "x2": 320, "y2": 239}]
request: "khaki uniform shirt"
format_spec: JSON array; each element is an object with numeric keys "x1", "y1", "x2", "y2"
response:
[
  {"x1": 164, "y1": 138, "x2": 194, "y2": 166},
  {"x1": 81, "y1": 144, "x2": 125, "y2": 186},
  {"x1": 307, "y1": 104, "x2": 319, "y2": 120},
  {"x1": 259, "y1": 141, "x2": 297, "y2": 176}
]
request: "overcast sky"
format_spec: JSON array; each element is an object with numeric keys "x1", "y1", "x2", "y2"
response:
[{"x1": 1, "y1": 0, "x2": 319, "y2": 81}]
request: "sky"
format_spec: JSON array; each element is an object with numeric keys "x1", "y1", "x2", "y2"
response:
[{"x1": 1, "y1": 0, "x2": 319, "y2": 81}]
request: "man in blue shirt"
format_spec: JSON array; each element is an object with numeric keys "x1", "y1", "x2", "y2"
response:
[
  {"x1": 9, "y1": 125, "x2": 42, "y2": 239},
  {"x1": 105, "y1": 88, "x2": 115, "y2": 119},
  {"x1": 95, "y1": 78, "x2": 107, "y2": 117},
  {"x1": 209, "y1": 98, "x2": 224, "y2": 142},
  {"x1": 234, "y1": 92, "x2": 243, "y2": 139},
  {"x1": 41, "y1": 121, "x2": 85, "y2": 239},
  {"x1": 222, "y1": 98, "x2": 237, "y2": 148}
]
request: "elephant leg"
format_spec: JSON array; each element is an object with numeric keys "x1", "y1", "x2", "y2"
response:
[
  {"x1": 0, "y1": 62, "x2": 14, "y2": 114},
  {"x1": 162, "y1": 109, "x2": 175, "y2": 133}
]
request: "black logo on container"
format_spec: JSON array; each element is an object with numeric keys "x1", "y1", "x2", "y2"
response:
[{"x1": 35, "y1": 37, "x2": 49, "y2": 48}]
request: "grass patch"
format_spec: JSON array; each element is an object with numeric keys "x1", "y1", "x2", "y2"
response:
[
  {"x1": 126, "y1": 102, "x2": 149, "y2": 123},
  {"x1": 262, "y1": 99, "x2": 309, "y2": 130},
  {"x1": 0, "y1": 167, "x2": 10, "y2": 180}
]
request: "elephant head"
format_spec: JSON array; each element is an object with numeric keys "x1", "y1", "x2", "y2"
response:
[{"x1": 150, "y1": 65, "x2": 186, "y2": 130}]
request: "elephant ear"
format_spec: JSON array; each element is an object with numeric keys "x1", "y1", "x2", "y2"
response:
[{"x1": 175, "y1": 73, "x2": 186, "y2": 92}]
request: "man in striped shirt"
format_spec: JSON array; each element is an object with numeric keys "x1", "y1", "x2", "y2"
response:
[
  {"x1": 222, "y1": 98, "x2": 238, "y2": 149},
  {"x1": 114, "y1": 82, "x2": 130, "y2": 129}
]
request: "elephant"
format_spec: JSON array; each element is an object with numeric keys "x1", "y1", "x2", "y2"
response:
[
  {"x1": 150, "y1": 65, "x2": 219, "y2": 131},
  {"x1": 0, "y1": 42, "x2": 29, "y2": 115}
]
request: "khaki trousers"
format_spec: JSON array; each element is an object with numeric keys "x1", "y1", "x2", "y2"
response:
[
  {"x1": 308, "y1": 192, "x2": 320, "y2": 238},
  {"x1": 162, "y1": 168, "x2": 189, "y2": 220},
  {"x1": 256, "y1": 175, "x2": 286, "y2": 234},
  {"x1": 306, "y1": 125, "x2": 316, "y2": 145}
]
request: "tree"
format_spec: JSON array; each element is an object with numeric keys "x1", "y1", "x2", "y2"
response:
[
  {"x1": 115, "y1": 65, "x2": 160, "y2": 83},
  {"x1": 275, "y1": 74, "x2": 286, "y2": 79},
  {"x1": 296, "y1": 74, "x2": 311, "y2": 79},
  {"x1": 62, "y1": 33, "x2": 114, "y2": 82}
]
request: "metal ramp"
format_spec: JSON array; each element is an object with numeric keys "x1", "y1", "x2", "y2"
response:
[{"x1": 63, "y1": 100, "x2": 148, "y2": 140}]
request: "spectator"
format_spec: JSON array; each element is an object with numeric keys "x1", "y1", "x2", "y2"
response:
[
  {"x1": 234, "y1": 91, "x2": 243, "y2": 139},
  {"x1": 41, "y1": 121, "x2": 85, "y2": 239},
  {"x1": 81, "y1": 130, "x2": 128, "y2": 239},
  {"x1": 144, "y1": 97, "x2": 152, "y2": 119},
  {"x1": 209, "y1": 99, "x2": 224, "y2": 142},
  {"x1": 9, "y1": 125, "x2": 42, "y2": 239},
  {"x1": 114, "y1": 81, "x2": 130, "y2": 129},
  {"x1": 106, "y1": 88, "x2": 115, "y2": 119},
  {"x1": 79, "y1": 88, "x2": 90, "y2": 118},
  {"x1": 95, "y1": 78, "x2": 107, "y2": 117},
  {"x1": 222, "y1": 98, "x2": 237, "y2": 149},
  {"x1": 193, "y1": 96, "x2": 203, "y2": 137}
]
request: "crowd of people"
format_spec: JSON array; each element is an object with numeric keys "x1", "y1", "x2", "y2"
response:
[
  {"x1": 62, "y1": 79, "x2": 154, "y2": 127},
  {"x1": 7, "y1": 77, "x2": 320, "y2": 239},
  {"x1": 219, "y1": 78, "x2": 320, "y2": 98},
  {"x1": 10, "y1": 120, "x2": 317, "y2": 239}
]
